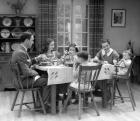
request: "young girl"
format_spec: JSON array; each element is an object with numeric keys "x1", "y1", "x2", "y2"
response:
[{"x1": 116, "y1": 50, "x2": 132, "y2": 75}]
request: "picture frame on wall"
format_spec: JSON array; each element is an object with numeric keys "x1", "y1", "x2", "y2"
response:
[{"x1": 111, "y1": 9, "x2": 126, "y2": 27}]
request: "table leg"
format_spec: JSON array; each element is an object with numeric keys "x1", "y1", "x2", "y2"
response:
[
  {"x1": 102, "y1": 80, "x2": 107, "y2": 108},
  {"x1": 51, "y1": 85, "x2": 56, "y2": 114}
]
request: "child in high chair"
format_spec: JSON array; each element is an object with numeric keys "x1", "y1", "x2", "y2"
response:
[{"x1": 116, "y1": 50, "x2": 132, "y2": 75}]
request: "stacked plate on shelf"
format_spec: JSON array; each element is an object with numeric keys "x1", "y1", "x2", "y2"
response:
[
  {"x1": 11, "y1": 28, "x2": 23, "y2": 38},
  {"x1": 2, "y1": 17, "x2": 12, "y2": 27},
  {"x1": 24, "y1": 18, "x2": 33, "y2": 27},
  {"x1": 0, "y1": 29, "x2": 10, "y2": 38}
]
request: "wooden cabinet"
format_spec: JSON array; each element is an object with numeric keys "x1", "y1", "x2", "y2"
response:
[
  {"x1": 0, "y1": 14, "x2": 37, "y2": 90},
  {"x1": 0, "y1": 52, "x2": 37, "y2": 90},
  {"x1": 0, "y1": 14, "x2": 36, "y2": 53}
]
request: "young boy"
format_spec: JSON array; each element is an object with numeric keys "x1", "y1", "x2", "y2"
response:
[{"x1": 70, "y1": 51, "x2": 89, "y2": 88}]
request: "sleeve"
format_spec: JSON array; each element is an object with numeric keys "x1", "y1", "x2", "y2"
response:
[
  {"x1": 16, "y1": 52, "x2": 38, "y2": 77},
  {"x1": 124, "y1": 60, "x2": 131, "y2": 68},
  {"x1": 96, "y1": 50, "x2": 101, "y2": 59}
]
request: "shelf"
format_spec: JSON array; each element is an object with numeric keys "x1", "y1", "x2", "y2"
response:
[{"x1": 0, "y1": 26, "x2": 35, "y2": 28}]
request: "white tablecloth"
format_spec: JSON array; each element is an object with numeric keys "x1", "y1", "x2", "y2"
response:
[
  {"x1": 36, "y1": 65, "x2": 74, "y2": 85},
  {"x1": 36, "y1": 64, "x2": 115, "y2": 85}
]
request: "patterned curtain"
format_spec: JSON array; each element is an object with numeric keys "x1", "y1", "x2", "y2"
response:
[
  {"x1": 37, "y1": 0, "x2": 57, "y2": 53},
  {"x1": 88, "y1": 0, "x2": 104, "y2": 57}
]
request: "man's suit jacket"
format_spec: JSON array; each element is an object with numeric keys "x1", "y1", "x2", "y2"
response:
[{"x1": 11, "y1": 45, "x2": 38, "y2": 84}]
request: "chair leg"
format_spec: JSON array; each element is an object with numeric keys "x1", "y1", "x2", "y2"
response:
[
  {"x1": 32, "y1": 90, "x2": 36, "y2": 108},
  {"x1": 37, "y1": 90, "x2": 47, "y2": 114},
  {"x1": 11, "y1": 91, "x2": 19, "y2": 111},
  {"x1": 116, "y1": 82, "x2": 124, "y2": 103},
  {"x1": 110, "y1": 79, "x2": 115, "y2": 110},
  {"x1": 63, "y1": 89, "x2": 72, "y2": 111},
  {"x1": 129, "y1": 86, "x2": 136, "y2": 107},
  {"x1": 90, "y1": 91, "x2": 100, "y2": 116},
  {"x1": 126, "y1": 81, "x2": 135, "y2": 111},
  {"x1": 78, "y1": 93, "x2": 82, "y2": 120},
  {"x1": 18, "y1": 91, "x2": 25, "y2": 117}
]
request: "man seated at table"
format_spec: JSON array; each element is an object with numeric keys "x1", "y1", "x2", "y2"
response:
[
  {"x1": 11, "y1": 33, "x2": 50, "y2": 111},
  {"x1": 93, "y1": 39, "x2": 119, "y2": 65},
  {"x1": 92, "y1": 39, "x2": 119, "y2": 100}
]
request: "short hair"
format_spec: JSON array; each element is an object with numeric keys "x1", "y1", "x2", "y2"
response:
[
  {"x1": 123, "y1": 50, "x2": 132, "y2": 57},
  {"x1": 101, "y1": 39, "x2": 110, "y2": 45},
  {"x1": 68, "y1": 43, "x2": 79, "y2": 52},
  {"x1": 77, "y1": 51, "x2": 88, "y2": 61},
  {"x1": 20, "y1": 33, "x2": 32, "y2": 42}
]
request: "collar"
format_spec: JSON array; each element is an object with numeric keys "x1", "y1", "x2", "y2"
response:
[
  {"x1": 102, "y1": 48, "x2": 113, "y2": 56},
  {"x1": 20, "y1": 44, "x2": 27, "y2": 52}
]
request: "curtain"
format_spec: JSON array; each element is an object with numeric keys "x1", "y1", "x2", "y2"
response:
[
  {"x1": 88, "y1": 0, "x2": 104, "y2": 57},
  {"x1": 37, "y1": 0, "x2": 57, "y2": 52}
]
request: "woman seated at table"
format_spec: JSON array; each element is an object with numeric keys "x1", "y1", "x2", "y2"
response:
[
  {"x1": 63, "y1": 43, "x2": 79, "y2": 63},
  {"x1": 92, "y1": 39, "x2": 119, "y2": 65},
  {"x1": 115, "y1": 50, "x2": 132, "y2": 75},
  {"x1": 34, "y1": 38, "x2": 62, "y2": 65}
]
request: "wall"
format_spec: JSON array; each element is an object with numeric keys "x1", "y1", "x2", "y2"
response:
[
  {"x1": 104, "y1": 0, "x2": 140, "y2": 55},
  {"x1": 0, "y1": 0, "x2": 39, "y2": 15}
]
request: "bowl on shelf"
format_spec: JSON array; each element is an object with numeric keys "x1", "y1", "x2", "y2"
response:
[
  {"x1": 2, "y1": 17, "x2": 12, "y2": 27},
  {"x1": 24, "y1": 18, "x2": 33, "y2": 27},
  {"x1": 25, "y1": 29, "x2": 35, "y2": 35},
  {"x1": 0, "y1": 29, "x2": 10, "y2": 38},
  {"x1": 11, "y1": 28, "x2": 23, "y2": 38}
]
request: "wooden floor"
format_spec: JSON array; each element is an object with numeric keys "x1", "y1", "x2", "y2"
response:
[{"x1": 0, "y1": 82, "x2": 140, "y2": 121}]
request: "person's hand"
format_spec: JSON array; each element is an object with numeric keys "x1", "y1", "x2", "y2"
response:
[{"x1": 102, "y1": 61, "x2": 109, "y2": 64}]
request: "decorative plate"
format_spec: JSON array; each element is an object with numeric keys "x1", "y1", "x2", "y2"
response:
[
  {"x1": 11, "y1": 43, "x2": 20, "y2": 51},
  {"x1": 11, "y1": 28, "x2": 23, "y2": 38},
  {"x1": 1, "y1": 29, "x2": 10, "y2": 38},
  {"x1": 24, "y1": 18, "x2": 33, "y2": 27},
  {"x1": 2, "y1": 17, "x2": 12, "y2": 27}
]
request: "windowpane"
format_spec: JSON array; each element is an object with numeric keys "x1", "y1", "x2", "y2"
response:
[
  {"x1": 58, "y1": 33, "x2": 64, "y2": 46},
  {"x1": 73, "y1": 33, "x2": 82, "y2": 46},
  {"x1": 58, "y1": 4, "x2": 64, "y2": 17},
  {"x1": 65, "y1": 19, "x2": 71, "y2": 32},
  {"x1": 65, "y1": 5, "x2": 71, "y2": 17},
  {"x1": 65, "y1": 33, "x2": 70, "y2": 46},
  {"x1": 82, "y1": 47, "x2": 87, "y2": 51},
  {"x1": 82, "y1": 33, "x2": 87, "y2": 46},
  {"x1": 75, "y1": 18, "x2": 82, "y2": 32},
  {"x1": 82, "y1": 19, "x2": 88, "y2": 32},
  {"x1": 75, "y1": 5, "x2": 82, "y2": 17},
  {"x1": 58, "y1": 18, "x2": 64, "y2": 32}
]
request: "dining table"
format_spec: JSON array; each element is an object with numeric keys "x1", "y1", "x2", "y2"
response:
[{"x1": 35, "y1": 63, "x2": 115, "y2": 114}]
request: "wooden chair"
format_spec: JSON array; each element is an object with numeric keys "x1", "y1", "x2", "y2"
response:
[
  {"x1": 63, "y1": 64, "x2": 102, "y2": 120},
  {"x1": 111, "y1": 56, "x2": 136, "y2": 110},
  {"x1": 10, "y1": 62, "x2": 47, "y2": 117}
]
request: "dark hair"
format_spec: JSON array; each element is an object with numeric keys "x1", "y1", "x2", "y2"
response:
[
  {"x1": 68, "y1": 43, "x2": 79, "y2": 52},
  {"x1": 20, "y1": 33, "x2": 32, "y2": 42},
  {"x1": 101, "y1": 39, "x2": 110, "y2": 45},
  {"x1": 77, "y1": 51, "x2": 88, "y2": 61},
  {"x1": 41, "y1": 38, "x2": 54, "y2": 53}
]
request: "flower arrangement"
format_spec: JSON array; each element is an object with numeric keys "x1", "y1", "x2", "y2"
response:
[{"x1": 7, "y1": 0, "x2": 27, "y2": 14}]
